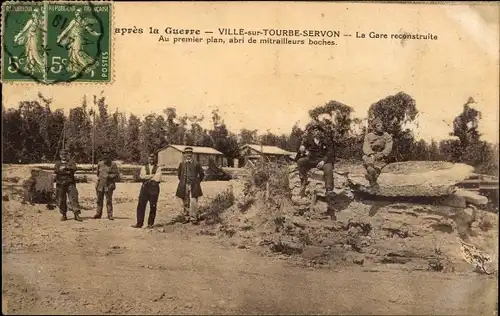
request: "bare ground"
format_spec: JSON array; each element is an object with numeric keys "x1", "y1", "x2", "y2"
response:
[{"x1": 2, "y1": 173, "x2": 499, "y2": 315}]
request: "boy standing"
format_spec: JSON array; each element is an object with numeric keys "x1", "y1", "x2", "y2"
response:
[{"x1": 94, "y1": 150, "x2": 119, "y2": 220}]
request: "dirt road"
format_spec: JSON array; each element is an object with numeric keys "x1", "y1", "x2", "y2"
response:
[{"x1": 2, "y1": 182, "x2": 498, "y2": 315}]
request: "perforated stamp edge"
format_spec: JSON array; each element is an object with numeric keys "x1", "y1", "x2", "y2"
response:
[{"x1": 1, "y1": 0, "x2": 115, "y2": 86}]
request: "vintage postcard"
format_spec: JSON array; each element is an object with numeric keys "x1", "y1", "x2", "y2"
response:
[{"x1": 1, "y1": 1, "x2": 498, "y2": 315}]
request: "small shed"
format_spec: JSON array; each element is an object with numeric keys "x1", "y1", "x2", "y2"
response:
[
  {"x1": 157, "y1": 144, "x2": 224, "y2": 167},
  {"x1": 239, "y1": 144, "x2": 293, "y2": 165}
]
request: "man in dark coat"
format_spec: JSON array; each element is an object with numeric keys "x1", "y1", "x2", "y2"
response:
[
  {"x1": 296, "y1": 122, "x2": 335, "y2": 197},
  {"x1": 94, "y1": 150, "x2": 120, "y2": 220},
  {"x1": 54, "y1": 149, "x2": 82, "y2": 221},
  {"x1": 132, "y1": 153, "x2": 162, "y2": 229},
  {"x1": 176, "y1": 147, "x2": 205, "y2": 224}
]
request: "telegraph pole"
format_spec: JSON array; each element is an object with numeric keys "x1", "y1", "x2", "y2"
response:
[
  {"x1": 62, "y1": 120, "x2": 66, "y2": 150},
  {"x1": 92, "y1": 95, "x2": 96, "y2": 172}
]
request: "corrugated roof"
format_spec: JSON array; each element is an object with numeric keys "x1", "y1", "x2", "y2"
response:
[
  {"x1": 241, "y1": 144, "x2": 293, "y2": 156},
  {"x1": 162, "y1": 145, "x2": 223, "y2": 155}
]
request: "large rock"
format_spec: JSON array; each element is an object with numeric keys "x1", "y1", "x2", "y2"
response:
[
  {"x1": 453, "y1": 189, "x2": 489, "y2": 206},
  {"x1": 348, "y1": 161, "x2": 475, "y2": 197},
  {"x1": 23, "y1": 169, "x2": 55, "y2": 204}
]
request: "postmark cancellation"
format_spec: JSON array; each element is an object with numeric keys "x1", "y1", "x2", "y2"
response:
[{"x1": 1, "y1": 1, "x2": 113, "y2": 84}]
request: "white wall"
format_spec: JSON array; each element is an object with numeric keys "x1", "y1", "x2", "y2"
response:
[
  {"x1": 158, "y1": 147, "x2": 222, "y2": 167},
  {"x1": 158, "y1": 147, "x2": 183, "y2": 167}
]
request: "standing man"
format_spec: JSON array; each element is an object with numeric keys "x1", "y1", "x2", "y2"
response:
[
  {"x1": 296, "y1": 122, "x2": 335, "y2": 198},
  {"x1": 132, "y1": 153, "x2": 162, "y2": 229},
  {"x1": 362, "y1": 117, "x2": 393, "y2": 187},
  {"x1": 54, "y1": 149, "x2": 82, "y2": 221},
  {"x1": 176, "y1": 147, "x2": 205, "y2": 225},
  {"x1": 94, "y1": 150, "x2": 119, "y2": 220}
]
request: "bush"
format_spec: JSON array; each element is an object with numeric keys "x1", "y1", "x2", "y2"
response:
[
  {"x1": 242, "y1": 161, "x2": 290, "y2": 200},
  {"x1": 199, "y1": 188, "x2": 235, "y2": 225}
]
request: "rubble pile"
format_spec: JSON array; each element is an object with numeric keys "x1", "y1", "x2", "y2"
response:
[{"x1": 204, "y1": 161, "x2": 498, "y2": 273}]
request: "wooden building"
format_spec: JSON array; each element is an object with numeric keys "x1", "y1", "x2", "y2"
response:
[
  {"x1": 239, "y1": 144, "x2": 293, "y2": 166},
  {"x1": 157, "y1": 145, "x2": 224, "y2": 167}
]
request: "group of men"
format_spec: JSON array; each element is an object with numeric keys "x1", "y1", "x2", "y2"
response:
[
  {"x1": 295, "y1": 117, "x2": 393, "y2": 196},
  {"x1": 53, "y1": 147, "x2": 205, "y2": 227},
  {"x1": 52, "y1": 117, "x2": 392, "y2": 224}
]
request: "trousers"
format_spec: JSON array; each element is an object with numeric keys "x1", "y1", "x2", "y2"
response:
[
  {"x1": 362, "y1": 154, "x2": 387, "y2": 183},
  {"x1": 56, "y1": 183, "x2": 80, "y2": 215},
  {"x1": 96, "y1": 189, "x2": 114, "y2": 217},
  {"x1": 297, "y1": 157, "x2": 334, "y2": 191},
  {"x1": 136, "y1": 185, "x2": 159, "y2": 226},
  {"x1": 182, "y1": 186, "x2": 199, "y2": 220}
]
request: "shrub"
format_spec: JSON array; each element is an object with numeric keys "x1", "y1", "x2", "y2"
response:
[
  {"x1": 199, "y1": 188, "x2": 235, "y2": 225},
  {"x1": 242, "y1": 161, "x2": 290, "y2": 201}
]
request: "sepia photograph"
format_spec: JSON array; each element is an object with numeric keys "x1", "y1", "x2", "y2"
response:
[{"x1": 1, "y1": 1, "x2": 499, "y2": 315}]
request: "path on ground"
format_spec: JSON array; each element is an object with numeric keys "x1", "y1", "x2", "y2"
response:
[{"x1": 2, "y1": 182, "x2": 497, "y2": 315}]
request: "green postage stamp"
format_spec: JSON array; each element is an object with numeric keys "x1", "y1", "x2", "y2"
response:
[{"x1": 2, "y1": 1, "x2": 112, "y2": 84}]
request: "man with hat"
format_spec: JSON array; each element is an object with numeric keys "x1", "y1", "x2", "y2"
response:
[
  {"x1": 53, "y1": 149, "x2": 82, "y2": 221},
  {"x1": 176, "y1": 147, "x2": 205, "y2": 224},
  {"x1": 132, "y1": 153, "x2": 162, "y2": 229},
  {"x1": 93, "y1": 150, "x2": 120, "y2": 220},
  {"x1": 362, "y1": 117, "x2": 393, "y2": 187},
  {"x1": 296, "y1": 121, "x2": 335, "y2": 197}
]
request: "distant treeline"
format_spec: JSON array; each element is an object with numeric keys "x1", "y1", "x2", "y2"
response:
[{"x1": 2, "y1": 92, "x2": 498, "y2": 175}]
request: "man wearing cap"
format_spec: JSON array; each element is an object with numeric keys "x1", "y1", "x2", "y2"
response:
[
  {"x1": 176, "y1": 147, "x2": 205, "y2": 224},
  {"x1": 296, "y1": 122, "x2": 335, "y2": 197},
  {"x1": 93, "y1": 150, "x2": 120, "y2": 220},
  {"x1": 54, "y1": 149, "x2": 82, "y2": 221},
  {"x1": 362, "y1": 117, "x2": 393, "y2": 187},
  {"x1": 132, "y1": 153, "x2": 162, "y2": 229}
]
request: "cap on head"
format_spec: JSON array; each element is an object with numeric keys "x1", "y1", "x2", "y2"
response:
[
  {"x1": 184, "y1": 147, "x2": 193, "y2": 153},
  {"x1": 60, "y1": 149, "x2": 69, "y2": 155}
]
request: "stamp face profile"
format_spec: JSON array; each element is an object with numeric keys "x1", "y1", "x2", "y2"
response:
[{"x1": 2, "y1": 1, "x2": 112, "y2": 84}]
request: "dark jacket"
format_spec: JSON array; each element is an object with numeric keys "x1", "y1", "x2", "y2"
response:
[
  {"x1": 176, "y1": 161, "x2": 205, "y2": 199},
  {"x1": 302, "y1": 134, "x2": 335, "y2": 164},
  {"x1": 54, "y1": 160, "x2": 77, "y2": 185},
  {"x1": 294, "y1": 150, "x2": 308, "y2": 162}
]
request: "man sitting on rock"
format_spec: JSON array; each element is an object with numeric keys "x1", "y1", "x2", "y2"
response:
[
  {"x1": 362, "y1": 117, "x2": 393, "y2": 187},
  {"x1": 296, "y1": 122, "x2": 335, "y2": 198}
]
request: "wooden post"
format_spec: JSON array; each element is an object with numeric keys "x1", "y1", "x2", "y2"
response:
[
  {"x1": 62, "y1": 120, "x2": 66, "y2": 150},
  {"x1": 92, "y1": 95, "x2": 96, "y2": 172}
]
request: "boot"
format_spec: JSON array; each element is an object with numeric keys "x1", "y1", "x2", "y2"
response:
[
  {"x1": 93, "y1": 213, "x2": 102, "y2": 219},
  {"x1": 61, "y1": 214, "x2": 67, "y2": 221},
  {"x1": 108, "y1": 215, "x2": 114, "y2": 220},
  {"x1": 299, "y1": 178, "x2": 308, "y2": 197},
  {"x1": 131, "y1": 224, "x2": 142, "y2": 228},
  {"x1": 190, "y1": 217, "x2": 199, "y2": 225},
  {"x1": 325, "y1": 189, "x2": 336, "y2": 206},
  {"x1": 74, "y1": 213, "x2": 83, "y2": 222}
]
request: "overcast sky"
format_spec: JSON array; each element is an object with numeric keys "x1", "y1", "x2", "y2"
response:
[{"x1": 3, "y1": 2, "x2": 499, "y2": 143}]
